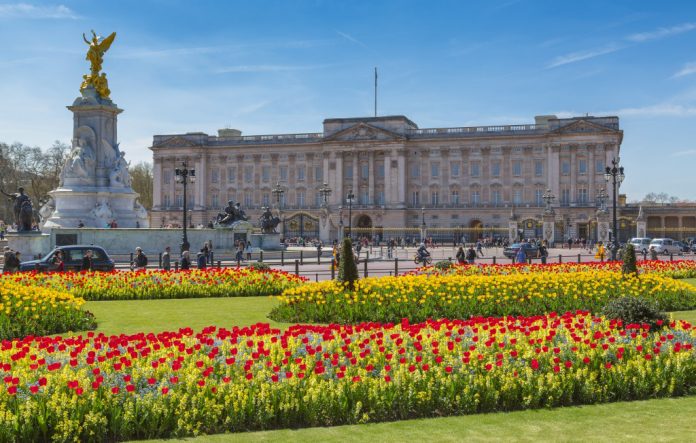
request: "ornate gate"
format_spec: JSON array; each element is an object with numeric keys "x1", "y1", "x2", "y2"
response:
[{"x1": 283, "y1": 212, "x2": 319, "y2": 240}]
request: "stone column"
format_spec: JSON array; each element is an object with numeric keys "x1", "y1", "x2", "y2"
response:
[
  {"x1": 542, "y1": 213, "x2": 556, "y2": 247},
  {"x1": 596, "y1": 210, "x2": 610, "y2": 244},
  {"x1": 352, "y1": 153, "x2": 359, "y2": 195},
  {"x1": 197, "y1": 154, "x2": 207, "y2": 209},
  {"x1": 569, "y1": 147, "x2": 577, "y2": 205},
  {"x1": 588, "y1": 146, "x2": 595, "y2": 202},
  {"x1": 635, "y1": 206, "x2": 646, "y2": 238},
  {"x1": 335, "y1": 152, "x2": 343, "y2": 205},
  {"x1": 397, "y1": 150, "x2": 406, "y2": 206},
  {"x1": 153, "y1": 159, "x2": 163, "y2": 209},
  {"x1": 383, "y1": 151, "x2": 392, "y2": 205}
]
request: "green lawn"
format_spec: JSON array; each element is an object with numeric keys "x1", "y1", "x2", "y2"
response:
[{"x1": 136, "y1": 396, "x2": 696, "y2": 442}]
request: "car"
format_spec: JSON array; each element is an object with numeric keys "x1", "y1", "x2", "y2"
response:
[
  {"x1": 691, "y1": 243, "x2": 696, "y2": 253},
  {"x1": 503, "y1": 242, "x2": 539, "y2": 260},
  {"x1": 628, "y1": 237, "x2": 652, "y2": 255},
  {"x1": 674, "y1": 241, "x2": 691, "y2": 253},
  {"x1": 648, "y1": 238, "x2": 682, "y2": 256},
  {"x1": 19, "y1": 245, "x2": 115, "y2": 272}
]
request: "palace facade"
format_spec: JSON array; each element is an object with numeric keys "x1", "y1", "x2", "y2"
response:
[{"x1": 149, "y1": 114, "x2": 626, "y2": 242}]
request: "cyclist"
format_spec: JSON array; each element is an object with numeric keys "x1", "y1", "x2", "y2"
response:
[{"x1": 417, "y1": 242, "x2": 430, "y2": 263}]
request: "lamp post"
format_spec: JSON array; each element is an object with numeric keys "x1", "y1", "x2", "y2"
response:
[
  {"x1": 596, "y1": 188, "x2": 608, "y2": 212},
  {"x1": 175, "y1": 162, "x2": 195, "y2": 252},
  {"x1": 318, "y1": 182, "x2": 332, "y2": 208},
  {"x1": 272, "y1": 181, "x2": 285, "y2": 236},
  {"x1": 346, "y1": 188, "x2": 355, "y2": 240},
  {"x1": 604, "y1": 158, "x2": 625, "y2": 260},
  {"x1": 338, "y1": 205, "x2": 344, "y2": 241},
  {"x1": 421, "y1": 207, "x2": 426, "y2": 242}
]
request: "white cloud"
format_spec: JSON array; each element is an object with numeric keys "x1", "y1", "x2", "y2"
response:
[
  {"x1": 673, "y1": 62, "x2": 696, "y2": 78},
  {"x1": 627, "y1": 22, "x2": 696, "y2": 42},
  {"x1": 0, "y1": 3, "x2": 79, "y2": 19},
  {"x1": 610, "y1": 103, "x2": 696, "y2": 117},
  {"x1": 336, "y1": 30, "x2": 367, "y2": 48},
  {"x1": 546, "y1": 44, "x2": 622, "y2": 68},
  {"x1": 670, "y1": 149, "x2": 696, "y2": 157}
]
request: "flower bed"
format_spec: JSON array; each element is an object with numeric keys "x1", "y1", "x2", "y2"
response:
[
  {"x1": 1, "y1": 313, "x2": 694, "y2": 441},
  {"x1": 408, "y1": 260, "x2": 696, "y2": 279},
  {"x1": 0, "y1": 281, "x2": 95, "y2": 340},
  {"x1": 270, "y1": 272, "x2": 696, "y2": 323},
  {"x1": 1, "y1": 268, "x2": 306, "y2": 301}
]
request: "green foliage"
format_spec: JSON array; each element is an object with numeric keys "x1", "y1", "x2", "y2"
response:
[
  {"x1": 622, "y1": 244, "x2": 638, "y2": 275},
  {"x1": 434, "y1": 260, "x2": 454, "y2": 271},
  {"x1": 602, "y1": 296, "x2": 668, "y2": 330},
  {"x1": 248, "y1": 262, "x2": 270, "y2": 271},
  {"x1": 337, "y1": 238, "x2": 359, "y2": 290}
]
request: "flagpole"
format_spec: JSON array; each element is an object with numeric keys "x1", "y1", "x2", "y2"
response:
[{"x1": 374, "y1": 67, "x2": 377, "y2": 117}]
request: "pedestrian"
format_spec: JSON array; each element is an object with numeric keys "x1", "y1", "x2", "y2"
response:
[
  {"x1": 567, "y1": 237, "x2": 573, "y2": 250},
  {"x1": 132, "y1": 247, "x2": 148, "y2": 271},
  {"x1": 81, "y1": 250, "x2": 93, "y2": 272},
  {"x1": 595, "y1": 242, "x2": 606, "y2": 262},
  {"x1": 466, "y1": 246, "x2": 476, "y2": 264},
  {"x1": 162, "y1": 246, "x2": 171, "y2": 271},
  {"x1": 180, "y1": 250, "x2": 191, "y2": 270},
  {"x1": 197, "y1": 249, "x2": 207, "y2": 269},
  {"x1": 51, "y1": 249, "x2": 65, "y2": 272},
  {"x1": 245, "y1": 242, "x2": 252, "y2": 261},
  {"x1": 236, "y1": 241, "x2": 244, "y2": 263},
  {"x1": 316, "y1": 241, "x2": 323, "y2": 259},
  {"x1": 515, "y1": 246, "x2": 526, "y2": 264},
  {"x1": 202, "y1": 242, "x2": 210, "y2": 264},
  {"x1": 476, "y1": 240, "x2": 484, "y2": 257},
  {"x1": 456, "y1": 246, "x2": 466, "y2": 265},
  {"x1": 539, "y1": 243, "x2": 548, "y2": 264},
  {"x1": 650, "y1": 246, "x2": 658, "y2": 260}
]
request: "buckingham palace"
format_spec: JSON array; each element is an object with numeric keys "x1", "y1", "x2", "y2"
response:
[{"x1": 149, "y1": 114, "x2": 624, "y2": 243}]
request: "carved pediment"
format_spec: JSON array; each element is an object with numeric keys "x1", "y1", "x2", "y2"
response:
[
  {"x1": 153, "y1": 136, "x2": 202, "y2": 148},
  {"x1": 551, "y1": 119, "x2": 619, "y2": 135},
  {"x1": 323, "y1": 123, "x2": 406, "y2": 142}
]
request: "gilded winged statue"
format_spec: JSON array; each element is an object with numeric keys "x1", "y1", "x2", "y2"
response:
[{"x1": 79, "y1": 30, "x2": 116, "y2": 99}]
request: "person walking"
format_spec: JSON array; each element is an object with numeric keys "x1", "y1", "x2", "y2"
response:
[
  {"x1": 316, "y1": 241, "x2": 323, "y2": 259},
  {"x1": 595, "y1": 242, "x2": 606, "y2": 262},
  {"x1": 539, "y1": 243, "x2": 548, "y2": 264},
  {"x1": 456, "y1": 246, "x2": 466, "y2": 265},
  {"x1": 202, "y1": 242, "x2": 210, "y2": 264},
  {"x1": 197, "y1": 249, "x2": 207, "y2": 269},
  {"x1": 235, "y1": 241, "x2": 244, "y2": 263},
  {"x1": 476, "y1": 240, "x2": 484, "y2": 257},
  {"x1": 51, "y1": 249, "x2": 65, "y2": 272},
  {"x1": 180, "y1": 250, "x2": 191, "y2": 270},
  {"x1": 245, "y1": 242, "x2": 252, "y2": 261},
  {"x1": 133, "y1": 247, "x2": 148, "y2": 271},
  {"x1": 162, "y1": 246, "x2": 171, "y2": 271},
  {"x1": 81, "y1": 250, "x2": 93, "y2": 272},
  {"x1": 515, "y1": 245, "x2": 527, "y2": 264}
]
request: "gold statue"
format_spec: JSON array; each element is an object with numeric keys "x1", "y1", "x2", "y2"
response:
[{"x1": 79, "y1": 30, "x2": 116, "y2": 99}]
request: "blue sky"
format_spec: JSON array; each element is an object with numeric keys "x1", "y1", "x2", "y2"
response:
[{"x1": 1, "y1": 0, "x2": 695, "y2": 200}]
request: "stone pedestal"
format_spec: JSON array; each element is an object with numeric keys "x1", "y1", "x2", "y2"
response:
[
  {"x1": 508, "y1": 220, "x2": 518, "y2": 243},
  {"x1": 636, "y1": 221, "x2": 647, "y2": 239},
  {"x1": 6, "y1": 232, "x2": 51, "y2": 260},
  {"x1": 542, "y1": 213, "x2": 555, "y2": 246},
  {"x1": 250, "y1": 233, "x2": 282, "y2": 250},
  {"x1": 42, "y1": 87, "x2": 148, "y2": 230}
]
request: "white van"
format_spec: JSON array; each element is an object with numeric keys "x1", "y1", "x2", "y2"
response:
[
  {"x1": 649, "y1": 238, "x2": 682, "y2": 255},
  {"x1": 629, "y1": 238, "x2": 651, "y2": 254}
]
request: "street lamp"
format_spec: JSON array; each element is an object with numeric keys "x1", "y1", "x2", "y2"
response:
[
  {"x1": 346, "y1": 188, "x2": 355, "y2": 240},
  {"x1": 338, "y1": 205, "x2": 344, "y2": 241},
  {"x1": 604, "y1": 158, "x2": 625, "y2": 260},
  {"x1": 542, "y1": 188, "x2": 555, "y2": 214},
  {"x1": 272, "y1": 181, "x2": 285, "y2": 235},
  {"x1": 318, "y1": 182, "x2": 332, "y2": 207},
  {"x1": 175, "y1": 162, "x2": 195, "y2": 252},
  {"x1": 421, "y1": 207, "x2": 426, "y2": 242}
]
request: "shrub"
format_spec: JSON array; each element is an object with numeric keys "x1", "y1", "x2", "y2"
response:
[
  {"x1": 602, "y1": 296, "x2": 667, "y2": 330},
  {"x1": 0, "y1": 281, "x2": 96, "y2": 340},
  {"x1": 337, "y1": 238, "x2": 358, "y2": 290},
  {"x1": 249, "y1": 262, "x2": 270, "y2": 271},
  {"x1": 622, "y1": 243, "x2": 638, "y2": 276},
  {"x1": 434, "y1": 260, "x2": 454, "y2": 271}
]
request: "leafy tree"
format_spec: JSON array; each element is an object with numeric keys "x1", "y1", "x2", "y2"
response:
[
  {"x1": 337, "y1": 238, "x2": 358, "y2": 290},
  {"x1": 129, "y1": 162, "x2": 153, "y2": 209},
  {"x1": 621, "y1": 243, "x2": 638, "y2": 276}
]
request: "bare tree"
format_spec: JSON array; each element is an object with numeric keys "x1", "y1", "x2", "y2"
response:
[{"x1": 129, "y1": 161, "x2": 153, "y2": 209}]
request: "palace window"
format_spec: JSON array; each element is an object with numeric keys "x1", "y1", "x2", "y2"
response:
[
  {"x1": 513, "y1": 188, "x2": 522, "y2": 204},
  {"x1": 344, "y1": 164, "x2": 353, "y2": 179},
  {"x1": 297, "y1": 191, "x2": 305, "y2": 207},
  {"x1": 262, "y1": 166, "x2": 270, "y2": 182},
  {"x1": 175, "y1": 194, "x2": 183, "y2": 207},
  {"x1": 534, "y1": 160, "x2": 543, "y2": 177},
  {"x1": 361, "y1": 190, "x2": 369, "y2": 205},
  {"x1": 431, "y1": 191, "x2": 439, "y2": 206},
  {"x1": 412, "y1": 191, "x2": 420, "y2": 206},
  {"x1": 211, "y1": 168, "x2": 219, "y2": 183},
  {"x1": 297, "y1": 166, "x2": 305, "y2": 181},
  {"x1": 491, "y1": 161, "x2": 500, "y2": 177},
  {"x1": 377, "y1": 163, "x2": 385, "y2": 178},
  {"x1": 535, "y1": 189, "x2": 544, "y2": 206},
  {"x1": 315, "y1": 166, "x2": 323, "y2": 181},
  {"x1": 561, "y1": 161, "x2": 570, "y2": 175},
  {"x1": 595, "y1": 159, "x2": 604, "y2": 174},
  {"x1": 262, "y1": 193, "x2": 270, "y2": 207},
  {"x1": 431, "y1": 163, "x2": 440, "y2": 178},
  {"x1": 244, "y1": 193, "x2": 253, "y2": 207},
  {"x1": 471, "y1": 162, "x2": 480, "y2": 177},
  {"x1": 244, "y1": 166, "x2": 253, "y2": 182},
  {"x1": 578, "y1": 159, "x2": 587, "y2": 175},
  {"x1": 451, "y1": 190, "x2": 460, "y2": 204},
  {"x1": 411, "y1": 164, "x2": 420, "y2": 178},
  {"x1": 577, "y1": 188, "x2": 588, "y2": 204},
  {"x1": 471, "y1": 190, "x2": 480, "y2": 205},
  {"x1": 280, "y1": 166, "x2": 288, "y2": 181},
  {"x1": 315, "y1": 193, "x2": 322, "y2": 207},
  {"x1": 377, "y1": 191, "x2": 385, "y2": 205},
  {"x1": 492, "y1": 189, "x2": 502, "y2": 206},
  {"x1": 211, "y1": 193, "x2": 219, "y2": 208},
  {"x1": 163, "y1": 170, "x2": 171, "y2": 184},
  {"x1": 450, "y1": 162, "x2": 460, "y2": 177},
  {"x1": 163, "y1": 194, "x2": 171, "y2": 207},
  {"x1": 361, "y1": 164, "x2": 369, "y2": 179},
  {"x1": 227, "y1": 167, "x2": 236, "y2": 183},
  {"x1": 512, "y1": 160, "x2": 522, "y2": 177},
  {"x1": 561, "y1": 189, "x2": 570, "y2": 206}
]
